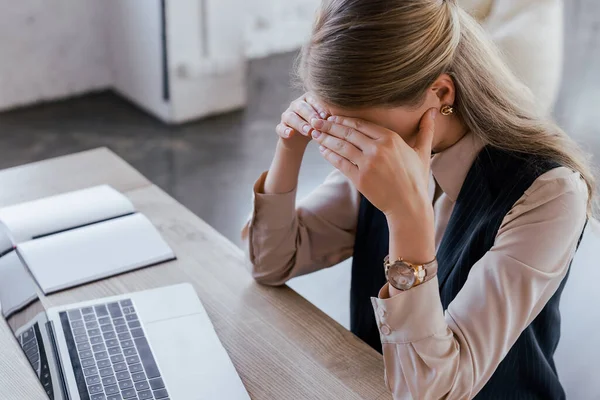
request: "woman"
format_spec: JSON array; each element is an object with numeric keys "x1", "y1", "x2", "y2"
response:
[{"x1": 243, "y1": 0, "x2": 592, "y2": 398}]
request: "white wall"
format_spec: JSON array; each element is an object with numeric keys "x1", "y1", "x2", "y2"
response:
[
  {"x1": 0, "y1": 0, "x2": 112, "y2": 112},
  {"x1": 0, "y1": 0, "x2": 316, "y2": 114},
  {"x1": 245, "y1": 0, "x2": 320, "y2": 59}
]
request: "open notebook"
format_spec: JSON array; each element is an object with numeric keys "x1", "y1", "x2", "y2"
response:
[{"x1": 0, "y1": 185, "x2": 175, "y2": 294}]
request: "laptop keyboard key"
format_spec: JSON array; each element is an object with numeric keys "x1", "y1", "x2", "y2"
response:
[
  {"x1": 107, "y1": 395, "x2": 122, "y2": 400},
  {"x1": 73, "y1": 327, "x2": 87, "y2": 336},
  {"x1": 116, "y1": 370, "x2": 130, "y2": 381},
  {"x1": 99, "y1": 317, "x2": 111, "y2": 325},
  {"x1": 89, "y1": 384, "x2": 103, "y2": 394},
  {"x1": 81, "y1": 307, "x2": 94, "y2": 315},
  {"x1": 124, "y1": 348, "x2": 137, "y2": 357},
  {"x1": 138, "y1": 390, "x2": 152, "y2": 400},
  {"x1": 128, "y1": 321, "x2": 141, "y2": 329},
  {"x1": 129, "y1": 363, "x2": 143, "y2": 373},
  {"x1": 105, "y1": 385, "x2": 120, "y2": 395},
  {"x1": 109, "y1": 347, "x2": 122, "y2": 356},
  {"x1": 134, "y1": 337, "x2": 160, "y2": 379},
  {"x1": 106, "y1": 339, "x2": 119, "y2": 348},
  {"x1": 108, "y1": 303, "x2": 123, "y2": 318},
  {"x1": 121, "y1": 388, "x2": 136, "y2": 399},
  {"x1": 72, "y1": 320, "x2": 85, "y2": 329},
  {"x1": 95, "y1": 351, "x2": 109, "y2": 360},
  {"x1": 98, "y1": 359, "x2": 111, "y2": 369},
  {"x1": 131, "y1": 372, "x2": 146, "y2": 382},
  {"x1": 104, "y1": 332, "x2": 117, "y2": 340},
  {"x1": 100, "y1": 367, "x2": 114, "y2": 377},
  {"x1": 101, "y1": 324, "x2": 115, "y2": 333},
  {"x1": 93, "y1": 343, "x2": 106, "y2": 353},
  {"x1": 103, "y1": 376, "x2": 117, "y2": 386},
  {"x1": 111, "y1": 354, "x2": 125, "y2": 364},
  {"x1": 78, "y1": 342, "x2": 91, "y2": 351},
  {"x1": 120, "y1": 340, "x2": 134, "y2": 348},
  {"x1": 75, "y1": 335, "x2": 88, "y2": 344},
  {"x1": 154, "y1": 389, "x2": 169, "y2": 399},
  {"x1": 95, "y1": 305, "x2": 109, "y2": 317},
  {"x1": 130, "y1": 329, "x2": 144, "y2": 338},
  {"x1": 114, "y1": 363, "x2": 128, "y2": 373},
  {"x1": 84, "y1": 314, "x2": 96, "y2": 322},
  {"x1": 91, "y1": 394, "x2": 107, "y2": 400},
  {"x1": 86, "y1": 321, "x2": 99, "y2": 330},
  {"x1": 82, "y1": 358, "x2": 96, "y2": 368},
  {"x1": 116, "y1": 325, "x2": 129, "y2": 334},
  {"x1": 125, "y1": 314, "x2": 138, "y2": 322},
  {"x1": 80, "y1": 350, "x2": 94, "y2": 359},
  {"x1": 86, "y1": 375, "x2": 101, "y2": 385},
  {"x1": 114, "y1": 318, "x2": 126, "y2": 326},
  {"x1": 125, "y1": 355, "x2": 140, "y2": 365},
  {"x1": 135, "y1": 380, "x2": 150, "y2": 391},
  {"x1": 68, "y1": 309, "x2": 83, "y2": 320},
  {"x1": 118, "y1": 332, "x2": 131, "y2": 341},
  {"x1": 91, "y1": 336, "x2": 103, "y2": 345},
  {"x1": 84, "y1": 367, "x2": 99, "y2": 376},
  {"x1": 119, "y1": 379, "x2": 134, "y2": 390},
  {"x1": 148, "y1": 378, "x2": 164, "y2": 390},
  {"x1": 88, "y1": 328, "x2": 102, "y2": 337},
  {"x1": 120, "y1": 300, "x2": 133, "y2": 307}
]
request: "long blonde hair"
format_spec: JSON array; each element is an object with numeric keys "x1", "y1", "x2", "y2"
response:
[{"x1": 298, "y1": 0, "x2": 595, "y2": 213}]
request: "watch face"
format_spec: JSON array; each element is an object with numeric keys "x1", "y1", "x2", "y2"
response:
[{"x1": 389, "y1": 262, "x2": 416, "y2": 291}]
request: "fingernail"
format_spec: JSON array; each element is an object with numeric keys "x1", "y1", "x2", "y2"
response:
[
  {"x1": 319, "y1": 145, "x2": 326, "y2": 152},
  {"x1": 302, "y1": 125, "x2": 311, "y2": 134},
  {"x1": 320, "y1": 112, "x2": 328, "y2": 119},
  {"x1": 327, "y1": 116, "x2": 335, "y2": 122},
  {"x1": 285, "y1": 128, "x2": 292, "y2": 137},
  {"x1": 432, "y1": 109, "x2": 438, "y2": 120},
  {"x1": 312, "y1": 130, "x2": 321, "y2": 139},
  {"x1": 310, "y1": 118, "x2": 322, "y2": 129}
]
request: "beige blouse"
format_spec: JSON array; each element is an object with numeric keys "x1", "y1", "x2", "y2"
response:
[{"x1": 243, "y1": 132, "x2": 588, "y2": 399}]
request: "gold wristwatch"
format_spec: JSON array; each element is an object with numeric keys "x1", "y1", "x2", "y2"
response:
[{"x1": 384, "y1": 256, "x2": 439, "y2": 291}]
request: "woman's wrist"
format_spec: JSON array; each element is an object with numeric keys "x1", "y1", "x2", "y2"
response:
[
  {"x1": 263, "y1": 139, "x2": 307, "y2": 194},
  {"x1": 386, "y1": 208, "x2": 435, "y2": 265}
]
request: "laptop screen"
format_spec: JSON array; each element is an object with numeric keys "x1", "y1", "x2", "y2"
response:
[{"x1": 0, "y1": 249, "x2": 55, "y2": 398}]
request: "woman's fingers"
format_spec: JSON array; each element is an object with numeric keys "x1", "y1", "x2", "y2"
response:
[
  {"x1": 310, "y1": 118, "x2": 373, "y2": 150},
  {"x1": 305, "y1": 95, "x2": 329, "y2": 119},
  {"x1": 276, "y1": 123, "x2": 294, "y2": 139},
  {"x1": 281, "y1": 111, "x2": 311, "y2": 136},
  {"x1": 292, "y1": 100, "x2": 321, "y2": 136},
  {"x1": 319, "y1": 145, "x2": 359, "y2": 181},
  {"x1": 311, "y1": 130, "x2": 363, "y2": 165},
  {"x1": 414, "y1": 108, "x2": 437, "y2": 163}
]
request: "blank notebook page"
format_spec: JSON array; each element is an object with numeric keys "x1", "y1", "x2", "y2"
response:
[{"x1": 17, "y1": 213, "x2": 175, "y2": 294}]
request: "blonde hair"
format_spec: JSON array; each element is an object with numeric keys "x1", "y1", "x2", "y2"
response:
[{"x1": 298, "y1": 0, "x2": 595, "y2": 214}]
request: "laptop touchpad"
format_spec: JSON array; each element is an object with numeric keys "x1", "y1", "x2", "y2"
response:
[{"x1": 144, "y1": 315, "x2": 250, "y2": 400}]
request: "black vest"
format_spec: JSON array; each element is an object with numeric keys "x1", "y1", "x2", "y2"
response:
[{"x1": 351, "y1": 146, "x2": 583, "y2": 399}]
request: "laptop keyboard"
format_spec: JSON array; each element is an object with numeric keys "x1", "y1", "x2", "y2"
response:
[
  {"x1": 60, "y1": 299, "x2": 170, "y2": 400},
  {"x1": 19, "y1": 322, "x2": 54, "y2": 398}
]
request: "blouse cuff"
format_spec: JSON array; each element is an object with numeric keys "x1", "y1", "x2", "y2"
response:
[
  {"x1": 370, "y1": 277, "x2": 448, "y2": 344},
  {"x1": 252, "y1": 171, "x2": 297, "y2": 230}
]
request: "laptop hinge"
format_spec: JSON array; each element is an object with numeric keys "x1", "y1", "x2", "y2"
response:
[{"x1": 46, "y1": 320, "x2": 71, "y2": 400}]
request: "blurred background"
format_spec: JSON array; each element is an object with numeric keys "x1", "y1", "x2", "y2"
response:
[{"x1": 0, "y1": 0, "x2": 598, "y2": 329}]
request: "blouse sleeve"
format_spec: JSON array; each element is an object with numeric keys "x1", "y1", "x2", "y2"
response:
[{"x1": 242, "y1": 168, "x2": 361, "y2": 286}]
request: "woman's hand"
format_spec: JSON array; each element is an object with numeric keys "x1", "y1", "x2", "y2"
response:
[
  {"x1": 263, "y1": 94, "x2": 329, "y2": 195},
  {"x1": 310, "y1": 109, "x2": 438, "y2": 264},
  {"x1": 276, "y1": 94, "x2": 330, "y2": 150}
]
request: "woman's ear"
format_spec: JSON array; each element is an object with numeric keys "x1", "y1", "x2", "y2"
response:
[{"x1": 431, "y1": 74, "x2": 456, "y2": 106}]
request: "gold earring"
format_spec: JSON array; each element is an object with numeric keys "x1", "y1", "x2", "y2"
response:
[{"x1": 440, "y1": 105, "x2": 454, "y2": 116}]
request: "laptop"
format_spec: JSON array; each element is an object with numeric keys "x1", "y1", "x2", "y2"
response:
[{"x1": 0, "y1": 249, "x2": 250, "y2": 400}]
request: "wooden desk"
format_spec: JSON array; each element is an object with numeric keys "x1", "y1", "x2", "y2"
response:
[{"x1": 0, "y1": 148, "x2": 389, "y2": 400}]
